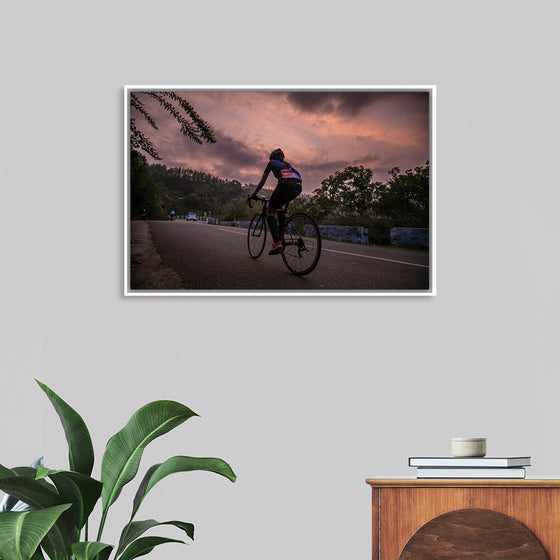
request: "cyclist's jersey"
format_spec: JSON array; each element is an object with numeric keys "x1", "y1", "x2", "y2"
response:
[{"x1": 265, "y1": 159, "x2": 302, "y2": 182}]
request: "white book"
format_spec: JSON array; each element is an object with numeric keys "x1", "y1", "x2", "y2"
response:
[
  {"x1": 409, "y1": 456, "x2": 531, "y2": 468},
  {"x1": 416, "y1": 467, "x2": 526, "y2": 479}
]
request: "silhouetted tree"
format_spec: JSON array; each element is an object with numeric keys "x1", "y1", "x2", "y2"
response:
[
  {"x1": 130, "y1": 91, "x2": 217, "y2": 160},
  {"x1": 308, "y1": 165, "x2": 382, "y2": 222},
  {"x1": 304, "y1": 162, "x2": 430, "y2": 244},
  {"x1": 130, "y1": 150, "x2": 169, "y2": 219},
  {"x1": 375, "y1": 162, "x2": 429, "y2": 227}
]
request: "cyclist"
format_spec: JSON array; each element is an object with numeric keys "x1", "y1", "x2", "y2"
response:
[{"x1": 251, "y1": 148, "x2": 302, "y2": 255}]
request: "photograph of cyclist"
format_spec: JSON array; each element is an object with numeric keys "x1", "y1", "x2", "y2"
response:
[
  {"x1": 127, "y1": 88, "x2": 432, "y2": 292},
  {"x1": 251, "y1": 149, "x2": 302, "y2": 255}
]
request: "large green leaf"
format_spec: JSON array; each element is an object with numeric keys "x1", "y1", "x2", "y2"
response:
[
  {"x1": 130, "y1": 456, "x2": 236, "y2": 521},
  {"x1": 0, "y1": 466, "x2": 19, "y2": 513},
  {"x1": 0, "y1": 465, "x2": 14, "y2": 478},
  {"x1": 36, "y1": 467, "x2": 102, "y2": 529},
  {"x1": 36, "y1": 380, "x2": 94, "y2": 476},
  {"x1": 41, "y1": 519, "x2": 76, "y2": 560},
  {"x1": 30, "y1": 546, "x2": 45, "y2": 560},
  {"x1": 0, "y1": 503, "x2": 71, "y2": 560},
  {"x1": 1, "y1": 464, "x2": 57, "y2": 513},
  {"x1": 12, "y1": 467, "x2": 57, "y2": 495},
  {"x1": 0, "y1": 477, "x2": 61, "y2": 510},
  {"x1": 72, "y1": 541, "x2": 113, "y2": 560},
  {"x1": 117, "y1": 519, "x2": 194, "y2": 556},
  {"x1": 100, "y1": 401, "x2": 197, "y2": 512},
  {"x1": 37, "y1": 536, "x2": 57, "y2": 560},
  {"x1": 0, "y1": 475, "x2": 75, "y2": 558},
  {"x1": 118, "y1": 536, "x2": 185, "y2": 560}
]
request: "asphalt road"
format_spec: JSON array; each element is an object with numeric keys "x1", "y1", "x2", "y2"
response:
[{"x1": 146, "y1": 220, "x2": 431, "y2": 292}]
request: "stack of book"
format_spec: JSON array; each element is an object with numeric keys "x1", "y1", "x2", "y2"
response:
[{"x1": 409, "y1": 456, "x2": 531, "y2": 478}]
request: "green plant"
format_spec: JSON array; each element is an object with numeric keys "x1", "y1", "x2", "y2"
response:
[{"x1": 0, "y1": 380, "x2": 236, "y2": 560}]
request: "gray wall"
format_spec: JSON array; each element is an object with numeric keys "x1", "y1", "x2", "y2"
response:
[{"x1": 2, "y1": 2, "x2": 559, "y2": 560}]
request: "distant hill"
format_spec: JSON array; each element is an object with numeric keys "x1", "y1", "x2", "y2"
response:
[{"x1": 146, "y1": 163, "x2": 251, "y2": 217}]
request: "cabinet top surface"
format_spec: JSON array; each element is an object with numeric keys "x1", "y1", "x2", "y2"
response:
[{"x1": 366, "y1": 478, "x2": 560, "y2": 488}]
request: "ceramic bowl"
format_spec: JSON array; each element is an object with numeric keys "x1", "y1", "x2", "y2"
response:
[{"x1": 451, "y1": 437, "x2": 487, "y2": 457}]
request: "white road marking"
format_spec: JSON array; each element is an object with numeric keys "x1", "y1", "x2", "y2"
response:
[
  {"x1": 212, "y1": 226, "x2": 429, "y2": 268},
  {"x1": 214, "y1": 226, "x2": 247, "y2": 236},
  {"x1": 323, "y1": 248, "x2": 429, "y2": 268}
]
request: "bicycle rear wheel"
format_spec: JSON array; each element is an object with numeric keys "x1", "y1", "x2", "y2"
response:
[
  {"x1": 248, "y1": 213, "x2": 267, "y2": 259},
  {"x1": 281, "y1": 213, "x2": 321, "y2": 275}
]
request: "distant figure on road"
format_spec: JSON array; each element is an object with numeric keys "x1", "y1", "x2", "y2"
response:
[
  {"x1": 251, "y1": 148, "x2": 302, "y2": 255},
  {"x1": 168, "y1": 209, "x2": 175, "y2": 221},
  {"x1": 141, "y1": 208, "x2": 148, "y2": 220}
]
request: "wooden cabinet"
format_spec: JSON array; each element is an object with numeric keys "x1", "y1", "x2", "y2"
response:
[{"x1": 365, "y1": 479, "x2": 560, "y2": 559}]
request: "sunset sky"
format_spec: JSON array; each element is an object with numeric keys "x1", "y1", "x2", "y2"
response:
[{"x1": 131, "y1": 89, "x2": 431, "y2": 194}]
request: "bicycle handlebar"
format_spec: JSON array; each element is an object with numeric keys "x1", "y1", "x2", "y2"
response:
[{"x1": 246, "y1": 194, "x2": 269, "y2": 208}]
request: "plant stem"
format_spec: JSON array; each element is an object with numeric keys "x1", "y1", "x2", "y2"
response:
[
  {"x1": 121, "y1": 518, "x2": 134, "y2": 549},
  {"x1": 97, "y1": 510, "x2": 108, "y2": 541}
]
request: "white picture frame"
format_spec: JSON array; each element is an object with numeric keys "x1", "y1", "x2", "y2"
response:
[{"x1": 124, "y1": 85, "x2": 436, "y2": 296}]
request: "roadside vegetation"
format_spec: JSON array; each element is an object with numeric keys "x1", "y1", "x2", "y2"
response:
[{"x1": 130, "y1": 153, "x2": 429, "y2": 246}]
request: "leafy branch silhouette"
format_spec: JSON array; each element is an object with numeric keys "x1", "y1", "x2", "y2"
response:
[{"x1": 130, "y1": 91, "x2": 216, "y2": 160}]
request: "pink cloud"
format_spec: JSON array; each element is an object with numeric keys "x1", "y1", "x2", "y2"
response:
[{"x1": 130, "y1": 89, "x2": 430, "y2": 192}]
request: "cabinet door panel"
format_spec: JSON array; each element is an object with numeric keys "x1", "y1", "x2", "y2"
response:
[
  {"x1": 398, "y1": 508, "x2": 546, "y2": 559},
  {"x1": 379, "y1": 487, "x2": 560, "y2": 559}
]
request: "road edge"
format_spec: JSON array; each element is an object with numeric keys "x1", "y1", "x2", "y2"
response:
[{"x1": 130, "y1": 220, "x2": 182, "y2": 290}]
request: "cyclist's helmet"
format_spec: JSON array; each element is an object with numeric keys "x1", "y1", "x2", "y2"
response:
[{"x1": 269, "y1": 148, "x2": 284, "y2": 161}]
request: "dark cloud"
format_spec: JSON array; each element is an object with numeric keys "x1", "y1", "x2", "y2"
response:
[
  {"x1": 304, "y1": 159, "x2": 364, "y2": 177},
  {"x1": 210, "y1": 132, "x2": 259, "y2": 171},
  {"x1": 286, "y1": 91, "x2": 429, "y2": 117},
  {"x1": 166, "y1": 132, "x2": 264, "y2": 182},
  {"x1": 287, "y1": 92, "x2": 375, "y2": 116}
]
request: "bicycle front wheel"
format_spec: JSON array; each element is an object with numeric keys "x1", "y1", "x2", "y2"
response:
[
  {"x1": 281, "y1": 213, "x2": 321, "y2": 275},
  {"x1": 248, "y1": 213, "x2": 267, "y2": 259}
]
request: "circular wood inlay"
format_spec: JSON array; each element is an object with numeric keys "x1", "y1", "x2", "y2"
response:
[{"x1": 398, "y1": 508, "x2": 547, "y2": 559}]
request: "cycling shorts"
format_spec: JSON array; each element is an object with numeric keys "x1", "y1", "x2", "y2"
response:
[{"x1": 269, "y1": 178, "x2": 302, "y2": 210}]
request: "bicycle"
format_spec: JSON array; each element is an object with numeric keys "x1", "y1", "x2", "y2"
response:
[{"x1": 246, "y1": 194, "x2": 322, "y2": 276}]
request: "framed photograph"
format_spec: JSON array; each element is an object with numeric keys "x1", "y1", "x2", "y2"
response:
[{"x1": 124, "y1": 86, "x2": 435, "y2": 296}]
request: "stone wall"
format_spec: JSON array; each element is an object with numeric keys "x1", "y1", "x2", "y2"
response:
[
  {"x1": 201, "y1": 221, "x2": 430, "y2": 247},
  {"x1": 318, "y1": 225, "x2": 368, "y2": 244},
  {"x1": 390, "y1": 227, "x2": 429, "y2": 247},
  {"x1": 219, "y1": 220, "x2": 251, "y2": 228},
  {"x1": 215, "y1": 221, "x2": 369, "y2": 244}
]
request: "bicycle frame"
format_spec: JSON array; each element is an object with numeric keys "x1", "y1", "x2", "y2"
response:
[
  {"x1": 246, "y1": 194, "x2": 322, "y2": 275},
  {"x1": 248, "y1": 194, "x2": 289, "y2": 214}
]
